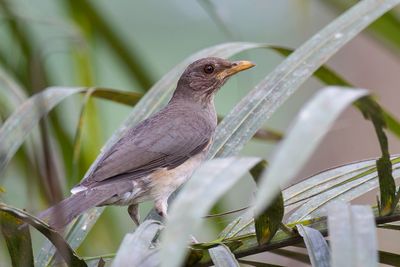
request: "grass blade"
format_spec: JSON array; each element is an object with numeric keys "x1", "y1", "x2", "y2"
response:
[
  {"x1": 161, "y1": 157, "x2": 261, "y2": 267},
  {"x1": 328, "y1": 203, "x2": 378, "y2": 267},
  {"x1": 254, "y1": 87, "x2": 369, "y2": 215},
  {"x1": 296, "y1": 225, "x2": 330, "y2": 267}
]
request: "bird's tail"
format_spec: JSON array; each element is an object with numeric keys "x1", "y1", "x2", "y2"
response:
[{"x1": 37, "y1": 186, "x2": 116, "y2": 231}]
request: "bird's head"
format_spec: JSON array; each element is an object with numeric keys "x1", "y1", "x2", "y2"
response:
[{"x1": 173, "y1": 57, "x2": 255, "y2": 103}]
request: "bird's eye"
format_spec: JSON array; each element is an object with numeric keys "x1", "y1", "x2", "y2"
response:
[{"x1": 204, "y1": 64, "x2": 214, "y2": 74}]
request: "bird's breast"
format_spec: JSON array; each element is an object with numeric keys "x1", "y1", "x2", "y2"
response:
[{"x1": 149, "y1": 143, "x2": 210, "y2": 202}]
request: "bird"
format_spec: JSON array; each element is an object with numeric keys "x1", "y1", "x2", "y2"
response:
[{"x1": 38, "y1": 57, "x2": 255, "y2": 231}]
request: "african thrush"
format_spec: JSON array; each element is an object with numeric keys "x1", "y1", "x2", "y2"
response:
[{"x1": 39, "y1": 57, "x2": 255, "y2": 230}]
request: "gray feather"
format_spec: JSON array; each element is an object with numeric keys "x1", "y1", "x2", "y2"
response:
[
  {"x1": 78, "y1": 100, "x2": 216, "y2": 188},
  {"x1": 38, "y1": 182, "x2": 135, "y2": 231}
]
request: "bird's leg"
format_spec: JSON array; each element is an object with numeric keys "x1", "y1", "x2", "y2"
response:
[
  {"x1": 127, "y1": 204, "x2": 140, "y2": 226},
  {"x1": 155, "y1": 198, "x2": 168, "y2": 219}
]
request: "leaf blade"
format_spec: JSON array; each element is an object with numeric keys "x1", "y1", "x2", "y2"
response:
[
  {"x1": 296, "y1": 225, "x2": 330, "y2": 267},
  {"x1": 0, "y1": 203, "x2": 87, "y2": 267},
  {"x1": 254, "y1": 87, "x2": 369, "y2": 215},
  {"x1": 209, "y1": 244, "x2": 240, "y2": 267},
  {"x1": 0, "y1": 211, "x2": 34, "y2": 267},
  {"x1": 111, "y1": 220, "x2": 162, "y2": 267},
  {"x1": 328, "y1": 203, "x2": 378, "y2": 267},
  {"x1": 160, "y1": 157, "x2": 261, "y2": 267}
]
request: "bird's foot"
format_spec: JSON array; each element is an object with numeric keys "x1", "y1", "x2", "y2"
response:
[
  {"x1": 155, "y1": 199, "x2": 168, "y2": 221},
  {"x1": 128, "y1": 204, "x2": 140, "y2": 226}
]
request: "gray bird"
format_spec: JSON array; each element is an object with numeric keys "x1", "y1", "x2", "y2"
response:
[{"x1": 38, "y1": 57, "x2": 255, "y2": 231}]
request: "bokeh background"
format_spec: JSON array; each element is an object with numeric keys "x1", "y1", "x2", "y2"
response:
[{"x1": 0, "y1": 1, "x2": 399, "y2": 266}]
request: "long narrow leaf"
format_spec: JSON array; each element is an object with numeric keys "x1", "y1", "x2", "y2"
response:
[
  {"x1": 0, "y1": 87, "x2": 84, "y2": 173},
  {"x1": 328, "y1": 202, "x2": 378, "y2": 267},
  {"x1": 254, "y1": 87, "x2": 369, "y2": 215},
  {"x1": 324, "y1": 0, "x2": 400, "y2": 53},
  {"x1": 0, "y1": 211, "x2": 34, "y2": 267},
  {"x1": 161, "y1": 157, "x2": 261, "y2": 267},
  {"x1": 287, "y1": 157, "x2": 400, "y2": 222},
  {"x1": 112, "y1": 220, "x2": 162, "y2": 267},
  {"x1": 250, "y1": 160, "x2": 285, "y2": 245},
  {"x1": 209, "y1": 244, "x2": 240, "y2": 267},
  {"x1": 296, "y1": 225, "x2": 330, "y2": 267},
  {"x1": 0, "y1": 87, "x2": 142, "y2": 174},
  {"x1": 0, "y1": 203, "x2": 86, "y2": 267}
]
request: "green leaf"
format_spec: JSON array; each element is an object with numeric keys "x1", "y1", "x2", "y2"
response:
[
  {"x1": 0, "y1": 86, "x2": 143, "y2": 174},
  {"x1": 376, "y1": 156, "x2": 397, "y2": 215},
  {"x1": 328, "y1": 202, "x2": 378, "y2": 267},
  {"x1": 208, "y1": 0, "x2": 400, "y2": 159},
  {"x1": 209, "y1": 244, "x2": 240, "y2": 267},
  {"x1": 161, "y1": 157, "x2": 261, "y2": 267},
  {"x1": 0, "y1": 203, "x2": 87, "y2": 267},
  {"x1": 250, "y1": 160, "x2": 285, "y2": 245},
  {"x1": 296, "y1": 225, "x2": 330, "y2": 267},
  {"x1": 254, "y1": 87, "x2": 369, "y2": 215},
  {"x1": 355, "y1": 97, "x2": 397, "y2": 215},
  {"x1": 0, "y1": 87, "x2": 85, "y2": 173},
  {"x1": 254, "y1": 192, "x2": 284, "y2": 246},
  {"x1": 286, "y1": 156, "x2": 400, "y2": 222},
  {"x1": 383, "y1": 110, "x2": 400, "y2": 138},
  {"x1": 111, "y1": 220, "x2": 162, "y2": 267},
  {"x1": 0, "y1": 211, "x2": 34, "y2": 267}
]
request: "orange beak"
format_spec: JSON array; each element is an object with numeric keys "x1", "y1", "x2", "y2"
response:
[{"x1": 217, "y1": 60, "x2": 255, "y2": 80}]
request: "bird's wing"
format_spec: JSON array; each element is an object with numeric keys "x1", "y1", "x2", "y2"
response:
[{"x1": 79, "y1": 106, "x2": 214, "y2": 187}]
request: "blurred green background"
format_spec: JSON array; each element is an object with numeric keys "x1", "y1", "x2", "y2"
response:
[{"x1": 1, "y1": 1, "x2": 399, "y2": 266}]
